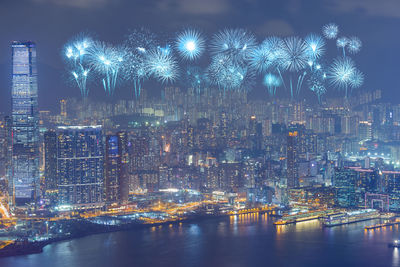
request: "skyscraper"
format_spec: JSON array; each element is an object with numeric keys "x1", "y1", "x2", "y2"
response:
[
  {"x1": 105, "y1": 131, "x2": 129, "y2": 205},
  {"x1": 2, "y1": 116, "x2": 12, "y2": 189},
  {"x1": 60, "y1": 99, "x2": 67, "y2": 118},
  {"x1": 333, "y1": 168, "x2": 357, "y2": 208},
  {"x1": 44, "y1": 130, "x2": 57, "y2": 193},
  {"x1": 11, "y1": 41, "x2": 39, "y2": 206},
  {"x1": 287, "y1": 131, "x2": 298, "y2": 188},
  {"x1": 57, "y1": 126, "x2": 104, "y2": 210},
  {"x1": 105, "y1": 135, "x2": 119, "y2": 205}
]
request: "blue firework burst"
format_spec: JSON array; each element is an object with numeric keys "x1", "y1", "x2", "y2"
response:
[
  {"x1": 175, "y1": 29, "x2": 205, "y2": 61},
  {"x1": 308, "y1": 68, "x2": 327, "y2": 103},
  {"x1": 184, "y1": 66, "x2": 208, "y2": 94},
  {"x1": 124, "y1": 28, "x2": 158, "y2": 97},
  {"x1": 123, "y1": 51, "x2": 149, "y2": 98},
  {"x1": 210, "y1": 28, "x2": 257, "y2": 63},
  {"x1": 63, "y1": 33, "x2": 94, "y2": 98},
  {"x1": 305, "y1": 33, "x2": 326, "y2": 59},
  {"x1": 347, "y1": 36, "x2": 362, "y2": 54},
  {"x1": 263, "y1": 73, "x2": 282, "y2": 96},
  {"x1": 328, "y1": 56, "x2": 357, "y2": 97},
  {"x1": 146, "y1": 49, "x2": 179, "y2": 84},
  {"x1": 322, "y1": 23, "x2": 339, "y2": 39},
  {"x1": 349, "y1": 68, "x2": 364, "y2": 88},
  {"x1": 336, "y1": 37, "x2": 349, "y2": 57},
  {"x1": 157, "y1": 44, "x2": 172, "y2": 56},
  {"x1": 336, "y1": 37, "x2": 348, "y2": 48},
  {"x1": 125, "y1": 27, "x2": 157, "y2": 55},
  {"x1": 88, "y1": 42, "x2": 126, "y2": 96},
  {"x1": 279, "y1": 36, "x2": 308, "y2": 72},
  {"x1": 249, "y1": 37, "x2": 284, "y2": 74},
  {"x1": 208, "y1": 54, "x2": 254, "y2": 92}
]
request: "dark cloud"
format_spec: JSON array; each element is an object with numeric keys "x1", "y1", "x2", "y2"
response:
[
  {"x1": 256, "y1": 20, "x2": 294, "y2": 36},
  {"x1": 30, "y1": 0, "x2": 114, "y2": 9},
  {"x1": 324, "y1": 0, "x2": 400, "y2": 18},
  {"x1": 156, "y1": 0, "x2": 231, "y2": 15}
]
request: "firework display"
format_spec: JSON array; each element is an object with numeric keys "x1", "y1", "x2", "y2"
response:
[
  {"x1": 208, "y1": 54, "x2": 247, "y2": 92},
  {"x1": 249, "y1": 36, "x2": 283, "y2": 74},
  {"x1": 62, "y1": 23, "x2": 364, "y2": 101},
  {"x1": 336, "y1": 37, "x2": 349, "y2": 57},
  {"x1": 63, "y1": 33, "x2": 94, "y2": 98},
  {"x1": 183, "y1": 66, "x2": 208, "y2": 95},
  {"x1": 175, "y1": 29, "x2": 205, "y2": 61},
  {"x1": 328, "y1": 56, "x2": 363, "y2": 98},
  {"x1": 84, "y1": 41, "x2": 126, "y2": 96},
  {"x1": 123, "y1": 27, "x2": 157, "y2": 97},
  {"x1": 210, "y1": 28, "x2": 257, "y2": 63},
  {"x1": 347, "y1": 36, "x2": 362, "y2": 55},
  {"x1": 145, "y1": 49, "x2": 179, "y2": 84},
  {"x1": 322, "y1": 23, "x2": 339, "y2": 39},
  {"x1": 305, "y1": 34, "x2": 326, "y2": 60},
  {"x1": 308, "y1": 67, "x2": 327, "y2": 103},
  {"x1": 263, "y1": 73, "x2": 282, "y2": 96}
]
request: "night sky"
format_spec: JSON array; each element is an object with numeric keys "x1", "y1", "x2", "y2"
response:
[{"x1": 0, "y1": 0, "x2": 399, "y2": 112}]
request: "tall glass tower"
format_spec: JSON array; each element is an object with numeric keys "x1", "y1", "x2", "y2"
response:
[{"x1": 11, "y1": 41, "x2": 39, "y2": 206}]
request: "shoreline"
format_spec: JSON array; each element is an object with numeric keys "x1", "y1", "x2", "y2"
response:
[
  {"x1": 0, "y1": 211, "x2": 274, "y2": 258},
  {"x1": 2, "y1": 209, "x2": 392, "y2": 259}
]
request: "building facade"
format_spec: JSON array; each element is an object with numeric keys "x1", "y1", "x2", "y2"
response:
[
  {"x1": 44, "y1": 130, "x2": 57, "y2": 193},
  {"x1": 105, "y1": 132, "x2": 129, "y2": 205},
  {"x1": 287, "y1": 131, "x2": 298, "y2": 188},
  {"x1": 11, "y1": 41, "x2": 39, "y2": 206},
  {"x1": 56, "y1": 126, "x2": 104, "y2": 210}
]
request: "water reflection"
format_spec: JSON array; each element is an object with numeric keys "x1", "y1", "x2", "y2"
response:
[
  {"x1": 393, "y1": 248, "x2": 399, "y2": 267},
  {"x1": 1, "y1": 215, "x2": 400, "y2": 267},
  {"x1": 188, "y1": 224, "x2": 200, "y2": 235}
]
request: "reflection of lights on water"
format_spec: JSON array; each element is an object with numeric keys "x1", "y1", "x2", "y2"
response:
[
  {"x1": 232, "y1": 221, "x2": 238, "y2": 235},
  {"x1": 393, "y1": 247, "x2": 399, "y2": 266},
  {"x1": 275, "y1": 219, "x2": 321, "y2": 235},
  {"x1": 217, "y1": 221, "x2": 228, "y2": 236},
  {"x1": 229, "y1": 213, "x2": 266, "y2": 236},
  {"x1": 189, "y1": 224, "x2": 200, "y2": 235},
  {"x1": 276, "y1": 225, "x2": 282, "y2": 235},
  {"x1": 230, "y1": 213, "x2": 265, "y2": 225},
  {"x1": 293, "y1": 219, "x2": 321, "y2": 231},
  {"x1": 364, "y1": 228, "x2": 375, "y2": 239}
]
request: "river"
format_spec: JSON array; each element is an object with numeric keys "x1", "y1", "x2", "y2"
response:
[{"x1": 0, "y1": 213, "x2": 399, "y2": 267}]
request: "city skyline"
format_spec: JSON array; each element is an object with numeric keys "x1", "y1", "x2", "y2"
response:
[
  {"x1": 1, "y1": 1, "x2": 400, "y2": 266},
  {"x1": 1, "y1": 0, "x2": 400, "y2": 113}
]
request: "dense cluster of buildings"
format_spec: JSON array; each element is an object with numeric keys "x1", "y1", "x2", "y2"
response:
[{"x1": 0, "y1": 41, "x2": 399, "y2": 216}]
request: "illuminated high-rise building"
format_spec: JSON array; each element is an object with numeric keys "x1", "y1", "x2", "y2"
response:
[
  {"x1": 105, "y1": 131, "x2": 129, "y2": 205},
  {"x1": 287, "y1": 131, "x2": 298, "y2": 188},
  {"x1": 56, "y1": 126, "x2": 104, "y2": 210},
  {"x1": 60, "y1": 99, "x2": 67, "y2": 118},
  {"x1": 248, "y1": 115, "x2": 263, "y2": 151},
  {"x1": 358, "y1": 121, "x2": 372, "y2": 141},
  {"x1": 105, "y1": 135, "x2": 119, "y2": 204},
  {"x1": 11, "y1": 41, "x2": 39, "y2": 206},
  {"x1": 44, "y1": 130, "x2": 57, "y2": 192},
  {"x1": 218, "y1": 111, "x2": 228, "y2": 146},
  {"x1": 333, "y1": 168, "x2": 357, "y2": 208},
  {"x1": 159, "y1": 164, "x2": 171, "y2": 189},
  {"x1": 1, "y1": 116, "x2": 12, "y2": 187}
]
